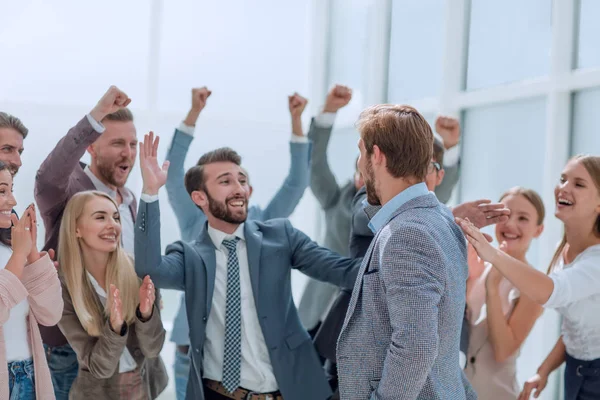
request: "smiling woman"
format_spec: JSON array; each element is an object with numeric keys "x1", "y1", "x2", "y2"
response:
[{"x1": 56, "y1": 190, "x2": 168, "y2": 399}]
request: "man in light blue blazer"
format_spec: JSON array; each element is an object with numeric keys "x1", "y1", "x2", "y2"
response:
[
  {"x1": 135, "y1": 133, "x2": 360, "y2": 400},
  {"x1": 163, "y1": 88, "x2": 312, "y2": 399},
  {"x1": 337, "y1": 105, "x2": 476, "y2": 399}
]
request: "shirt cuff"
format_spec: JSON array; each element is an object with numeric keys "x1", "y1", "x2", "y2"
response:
[
  {"x1": 178, "y1": 122, "x2": 195, "y2": 136},
  {"x1": 86, "y1": 114, "x2": 106, "y2": 133},
  {"x1": 141, "y1": 193, "x2": 159, "y2": 203},
  {"x1": 290, "y1": 135, "x2": 309, "y2": 143},
  {"x1": 443, "y1": 145, "x2": 460, "y2": 167},
  {"x1": 313, "y1": 112, "x2": 336, "y2": 128}
]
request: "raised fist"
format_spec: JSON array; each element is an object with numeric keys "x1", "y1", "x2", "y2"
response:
[
  {"x1": 288, "y1": 93, "x2": 308, "y2": 119},
  {"x1": 191, "y1": 87, "x2": 212, "y2": 113},
  {"x1": 435, "y1": 116, "x2": 460, "y2": 149},
  {"x1": 323, "y1": 84, "x2": 352, "y2": 113},
  {"x1": 90, "y1": 86, "x2": 131, "y2": 122}
]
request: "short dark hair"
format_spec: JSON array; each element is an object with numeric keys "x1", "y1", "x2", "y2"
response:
[
  {"x1": 0, "y1": 161, "x2": 13, "y2": 246},
  {"x1": 185, "y1": 147, "x2": 242, "y2": 195},
  {"x1": 357, "y1": 104, "x2": 433, "y2": 181},
  {"x1": 102, "y1": 108, "x2": 134, "y2": 123},
  {"x1": 0, "y1": 112, "x2": 28, "y2": 138},
  {"x1": 433, "y1": 137, "x2": 445, "y2": 165}
]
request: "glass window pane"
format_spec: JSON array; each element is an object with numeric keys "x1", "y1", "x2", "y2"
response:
[
  {"x1": 466, "y1": 0, "x2": 551, "y2": 90},
  {"x1": 572, "y1": 87, "x2": 600, "y2": 154},
  {"x1": 328, "y1": 0, "x2": 371, "y2": 126},
  {"x1": 157, "y1": 0, "x2": 312, "y2": 124},
  {"x1": 460, "y1": 98, "x2": 548, "y2": 388},
  {"x1": 0, "y1": 1, "x2": 151, "y2": 108},
  {"x1": 387, "y1": 0, "x2": 445, "y2": 102},
  {"x1": 577, "y1": 0, "x2": 600, "y2": 69}
]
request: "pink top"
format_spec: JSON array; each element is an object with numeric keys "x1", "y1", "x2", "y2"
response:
[
  {"x1": 0, "y1": 253, "x2": 63, "y2": 400},
  {"x1": 465, "y1": 263, "x2": 521, "y2": 400}
]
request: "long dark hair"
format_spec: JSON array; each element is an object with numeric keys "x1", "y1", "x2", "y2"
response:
[{"x1": 0, "y1": 161, "x2": 13, "y2": 246}]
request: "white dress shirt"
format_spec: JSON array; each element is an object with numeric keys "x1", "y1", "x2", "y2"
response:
[
  {"x1": 0, "y1": 244, "x2": 32, "y2": 362},
  {"x1": 201, "y1": 224, "x2": 278, "y2": 392},
  {"x1": 87, "y1": 272, "x2": 138, "y2": 373},
  {"x1": 83, "y1": 164, "x2": 135, "y2": 256},
  {"x1": 545, "y1": 244, "x2": 600, "y2": 360}
]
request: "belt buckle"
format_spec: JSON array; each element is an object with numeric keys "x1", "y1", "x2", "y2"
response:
[
  {"x1": 244, "y1": 392, "x2": 272, "y2": 400},
  {"x1": 577, "y1": 365, "x2": 583, "y2": 377}
]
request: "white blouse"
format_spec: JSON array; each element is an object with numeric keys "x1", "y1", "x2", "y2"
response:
[
  {"x1": 0, "y1": 244, "x2": 32, "y2": 362},
  {"x1": 87, "y1": 273, "x2": 137, "y2": 373},
  {"x1": 544, "y1": 244, "x2": 600, "y2": 360}
]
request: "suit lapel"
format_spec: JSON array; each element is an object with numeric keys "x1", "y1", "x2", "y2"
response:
[
  {"x1": 194, "y1": 228, "x2": 218, "y2": 317},
  {"x1": 244, "y1": 222, "x2": 262, "y2": 309}
]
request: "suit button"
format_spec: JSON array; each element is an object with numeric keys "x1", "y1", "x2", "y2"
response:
[
  {"x1": 195, "y1": 348, "x2": 200, "y2": 353},
  {"x1": 202, "y1": 316, "x2": 207, "y2": 322},
  {"x1": 470, "y1": 357, "x2": 476, "y2": 364}
]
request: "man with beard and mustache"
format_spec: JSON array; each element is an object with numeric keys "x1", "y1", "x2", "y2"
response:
[
  {"x1": 164, "y1": 88, "x2": 311, "y2": 400},
  {"x1": 34, "y1": 86, "x2": 166, "y2": 400},
  {"x1": 135, "y1": 133, "x2": 361, "y2": 400},
  {"x1": 336, "y1": 105, "x2": 476, "y2": 400}
]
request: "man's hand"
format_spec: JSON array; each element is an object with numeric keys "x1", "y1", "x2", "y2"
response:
[
  {"x1": 90, "y1": 86, "x2": 131, "y2": 123},
  {"x1": 184, "y1": 87, "x2": 212, "y2": 126},
  {"x1": 323, "y1": 85, "x2": 352, "y2": 113},
  {"x1": 452, "y1": 199, "x2": 510, "y2": 229},
  {"x1": 435, "y1": 116, "x2": 460, "y2": 149},
  {"x1": 139, "y1": 132, "x2": 170, "y2": 196},
  {"x1": 289, "y1": 93, "x2": 308, "y2": 136}
]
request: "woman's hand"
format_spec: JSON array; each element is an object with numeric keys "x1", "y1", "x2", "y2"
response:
[
  {"x1": 456, "y1": 217, "x2": 499, "y2": 264},
  {"x1": 11, "y1": 210, "x2": 32, "y2": 259},
  {"x1": 109, "y1": 284, "x2": 125, "y2": 334},
  {"x1": 138, "y1": 275, "x2": 156, "y2": 320},
  {"x1": 518, "y1": 372, "x2": 548, "y2": 400},
  {"x1": 25, "y1": 204, "x2": 42, "y2": 264}
]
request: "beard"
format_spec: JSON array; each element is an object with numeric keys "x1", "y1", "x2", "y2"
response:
[
  {"x1": 206, "y1": 190, "x2": 248, "y2": 224},
  {"x1": 96, "y1": 156, "x2": 131, "y2": 187},
  {"x1": 364, "y1": 158, "x2": 381, "y2": 206}
]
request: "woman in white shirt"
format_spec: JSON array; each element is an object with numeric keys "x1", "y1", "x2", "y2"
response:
[
  {"x1": 57, "y1": 190, "x2": 167, "y2": 399},
  {"x1": 0, "y1": 161, "x2": 63, "y2": 399},
  {"x1": 459, "y1": 155, "x2": 600, "y2": 400},
  {"x1": 465, "y1": 187, "x2": 545, "y2": 399}
]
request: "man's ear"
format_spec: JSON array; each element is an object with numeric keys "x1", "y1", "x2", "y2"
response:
[
  {"x1": 191, "y1": 190, "x2": 207, "y2": 208},
  {"x1": 87, "y1": 144, "x2": 96, "y2": 157},
  {"x1": 248, "y1": 185, "x2": 254, "y2": 198},
  {"x1": 436, "y1": 169, "x2": 445, "y2": 186}
]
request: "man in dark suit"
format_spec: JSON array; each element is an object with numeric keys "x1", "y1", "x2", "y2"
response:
[
  {"x1": 337, "y1": 105, "x2": 476, "y2": 399},
  {"x1": 34, "y1": 86, "x2": 165, "y2": 399},
  {"x1": 135, "y1": 133, "x2": 361, "y2": 400}
]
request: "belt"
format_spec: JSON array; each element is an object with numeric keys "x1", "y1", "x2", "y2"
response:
[
  {"x1": 576, "y1": 365, "x2": 600, "y2": 377},
  {"x1": 203, "y1": 379, "x2": 283, "y2": 400}
]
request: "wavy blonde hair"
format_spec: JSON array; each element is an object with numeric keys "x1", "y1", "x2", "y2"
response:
[{"x1": 58, "y1": 190, "x2": 140, "y2": 336}]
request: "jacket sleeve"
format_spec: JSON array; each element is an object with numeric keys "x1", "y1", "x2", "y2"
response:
[
  {"x1": 135, "y1": 199, "x2": 186, "y2": 291},
  {"x1": 307, "y1": 119, "x2": 341, "y2": 210},
  {"x1": 373, "y1": 225, "x2": 445, "y2": 399},
  {"x1": 0, "y1": 269, "x2": 28, "y2": 325},
  {"x1": 22, "y1": 254, "x2": 63, "y2": 326},
  {"x1": 58, "y1": 285, "x2": 129, "y2": 380},
  {"x1": 164, "y1": 129, "x2": 206, "y2": 241},
  {"x1": 259, "y1": 140, "x2": 311, "y2": 220},
  {"x1": 35, "y1": 116, "x2": 103, "y2": 217}
]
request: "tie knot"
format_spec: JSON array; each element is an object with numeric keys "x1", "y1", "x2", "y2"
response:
[{"x1": 222, "y1": 237, "x2": 239, "y2": 252}]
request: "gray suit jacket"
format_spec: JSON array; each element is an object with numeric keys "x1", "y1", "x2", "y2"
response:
[
  {"x1": 337, "y1": 193, "x2": 476, "y2": 399},
  {"x1": 134, "y1": 200, "x2": 361, "y2": 400}
]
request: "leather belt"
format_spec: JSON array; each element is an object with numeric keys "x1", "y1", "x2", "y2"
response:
[{"x1": 203, "y1": 379, "x2": 283, "y2": 400}]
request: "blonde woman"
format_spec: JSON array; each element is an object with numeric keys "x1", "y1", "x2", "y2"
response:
[
  {"x1": 0, "y1": 160, "x2": 63, "y2": 399},
  {"x1": 57, "y1": 191, "x2": 167, "y2": 399}
]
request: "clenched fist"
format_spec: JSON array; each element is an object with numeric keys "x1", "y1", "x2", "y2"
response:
[
  {"x1": 435, "y1": 116, "x2": 460, "y2": 149},
  {"x1": 323, "y1": 85, "x2": 352, "y2": 113},
  {"x1": 191, "y1": 87, "x2": 212, "y2": 113},
  {"x1": 288, "y1": 93, "x2": 308, "y2": 119},
  {"x1": 90, "y1": 86, "x2": 131, "y2": 123}
]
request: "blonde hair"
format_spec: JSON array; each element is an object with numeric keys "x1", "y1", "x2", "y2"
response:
[
  {"x1": 58, "y1": 191, "x2": 140, "y2": 336},
  {"x1": 499, "y1": 186, "x2": 546, "y2": 226},
  {"x1": 548, "y1": 155, "x2": 600, "y2": 273}
]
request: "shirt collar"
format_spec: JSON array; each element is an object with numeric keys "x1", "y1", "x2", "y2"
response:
[
  {"x1": 367, "y1": 182, "x2": 429, "y2": 233},
  {"x1": 207, "y1": 223, "x2": 246, "y2": 249},
  {"x1": 84, "y1": 166, "x2": 133, "y2": 206},
  {"x1": 86, "y1": 272, "x2": 107, "y2": 299}
]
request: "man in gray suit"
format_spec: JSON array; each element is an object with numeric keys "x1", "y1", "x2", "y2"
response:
[
  {"x1": 135, "y1": 133, "x2": 361, "y2": 400},
  {"x1": 337, "y1": 104, "x2": 476, "y2": 399},
  {"x1": 298, "y1": 85, "x2": 463, "y2": 335}
]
